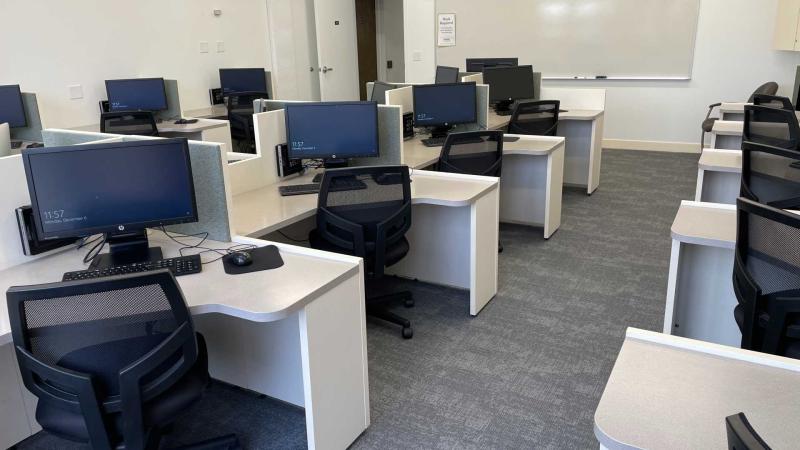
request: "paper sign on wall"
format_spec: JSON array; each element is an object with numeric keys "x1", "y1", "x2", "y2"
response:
[{"x1": 438, "y1": 13, "x2": 456, "y2": 47}]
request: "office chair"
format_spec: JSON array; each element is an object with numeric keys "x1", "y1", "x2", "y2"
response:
[
  {"x1": 732, "y1": 197, "x2": 800, "y2": 360},
  {"x1": 438, "y1": 130, "x2": 504, "y2": 252},
  {"x1": 726, "y1": 413, "x2": 772, "y2": 450},
  {"x1": 740, "y1": 140, "x2": 800, "y2": 210},
  {"x1": 6, "y1": 271, "x2": 239, "y2": 450},
  {"x1": 753, "y1": 94, "x2": 794, "y2": 111},
  {"x1": 309, "y1": 166, "x2": 415, "y2": 339},
  {"x1": 226, "y1": 91, "x2": 268, "y2": 153},
  {"x1": 507, "y1": 100, "x2": 560, "y2": 136},
  {"x1": 701, "y1": 81, "x2": 779, "y2": 149},
  {"x1": 743, "y1": 104, "x2": 800, "y2": 150},
  {"x1": 100, "y1": 111, "x2": 159, "y2": 136}
]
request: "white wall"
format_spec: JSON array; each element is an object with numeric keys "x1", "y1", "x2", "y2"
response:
[
  {"x1": 0, "y1": 0, "x2": 272, "y2": 129},
  {"x1": 415, "y1": 0, "x2": 800, "y2": 147},
  {"x1": 403, "y1": 0, "x2": 436, "y2": 83}
]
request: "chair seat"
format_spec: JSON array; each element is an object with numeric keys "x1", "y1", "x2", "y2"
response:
[
  {"x1": 37, "y1": 333, "x2": 209, "y2": 444},
  {"x1": 702, "y1": 117, "x2": 718, "y2": 132},
  {"x1": 309, "y1": 229, "x2": 410, "y2": 273}
]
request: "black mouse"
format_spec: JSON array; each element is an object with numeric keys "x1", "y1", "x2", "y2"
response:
[{"x1": 229, "y1": 251, "x2": 253, "y2": 267}]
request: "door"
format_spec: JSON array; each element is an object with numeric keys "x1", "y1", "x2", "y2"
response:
[
  {"x1": 313, "y1": 0, "x2": 361, "y2": 100},
  {"x1": 266, "y1": 0, "x2": 321, "y2": 101}
]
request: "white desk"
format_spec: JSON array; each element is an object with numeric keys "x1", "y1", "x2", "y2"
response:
[
  {"x1": 664, "y1": 201, "x2": 739, "y2": 347},
  {"x1": 488, "y1": 109, "x2": 605, "y2": 194},
  {"x1": 233, "y1": 170, "x2": 500, "y2": 316},
  {"x1": 595, "y1": 328, "x2": 800, "y2": 450},
  {"x1": 72, "y1": 118, "x2": 233, "y2": 153},
  {"x1": 710, "y1": 120, "x2": 744, "y2": 150},
  {"x1": 0, "y1": 232, "x2": 370, "y2": 450},
  {"x1": 695, "y1": 149, "x2": 741, "y2": 204},
  {"x1": 184, "y1": 104, "x2": 228, "y2": 120},
  {"x1": 719, "y1": 102, "x2": 748, "y2": 121},
  {"x1": 402, "y1": 135, "x2": 566, "y2": 238}
]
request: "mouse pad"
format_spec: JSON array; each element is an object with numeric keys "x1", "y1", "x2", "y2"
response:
[{"x1": 223, "y1": 245, "x2": 284, "y2": 275}]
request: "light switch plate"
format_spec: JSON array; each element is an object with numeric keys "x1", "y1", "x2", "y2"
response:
[
  {"x1": 200, "y1": 41, "x2": 209, "y2": 53},
  {"x1": 216, "y1": 41, "x2": 225, "y2": 53},
  {"x1": 412, "y1": 51, "x2": 422, "y2": 62},
  {"x1": 68, "y1": 84, "x2": 83, "y2": 100}
]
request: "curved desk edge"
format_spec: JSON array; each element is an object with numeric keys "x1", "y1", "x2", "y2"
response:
[
  {"x1": 697, "y1": 149, "x2": 742, "y2": 173},
  {"x1": 670, "y1": 201, "x2": 736, "y2": 249}
]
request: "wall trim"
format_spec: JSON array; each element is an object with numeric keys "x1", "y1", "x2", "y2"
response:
[{"x1": 603, "y1": 139, "x2": 701, "y2": 154}]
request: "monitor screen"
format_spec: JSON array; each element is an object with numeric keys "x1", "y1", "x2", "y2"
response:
[
  {"x1": 23, "y1": 138, "x2": 197, "y2": 240},
  {"x1": 484, "y1": 65, "x2": 535, "y2": 102},
  {"x1": 219, "y1": 68, "x2": 268, "y2": 96},
  {"x1": 0, "y1": 85, "x2": 27, "y2": 128},
  {"x1": 412, "y1": 82, "x2": 477, "y2": 128},
  {"x1": 105, "y1": 78, "x2": 168, "y2": 112},
  {"x1": 285, "y1": 102, "x2": 379, "y2": 160},
  {"x1": 371, "y1": 81, "x2": 394, "y2": 104},
  {"x1": 465, "y1": 58, "x2": 518, "y2": 73},
  {"x1": 435, "y1": 66, "x2": 460, "y2": 84}
]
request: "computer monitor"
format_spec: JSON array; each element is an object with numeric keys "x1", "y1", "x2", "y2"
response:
[
  {"x1": 371, "y1": 81, "x2": 394, "y2": 104},
  {"x1": 793, "y1": 65, "x2": 800, "y2": 111},
  {"x1": 412, "y1": 82, "x2": 477, "y2": 137},
  {"x1": 484, "y1": 65, "x2": 536, "y2": 113},
  {"x1": 105, "y1": 78, "x2": 168, "y2": 112},
  {"x1": 285, "y1": 101, "x2": 379, "y2": 166},
  {"x1": 0, "y1": 85, "x2": 27, "y2": 128},
  {"x1": 435, "y1": 66, "x2": 460, "y2": 84},
  {"x1": 22, "y1": 138, "x2": 197, "y2": 268},
  {"x1": 465, "y1": 58, "x2": 518, "y2": 73},
  {"x1": 219, "y1": 68, "x2": 268, "y2": 96}
]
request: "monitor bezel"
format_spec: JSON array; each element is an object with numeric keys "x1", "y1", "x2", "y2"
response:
[
  {"x1": 104, "y1": 77, "x2": 169, "y2": 112},
  {"x1": 412, "y1": 82, "x2": 478, "y2": 128},
  {"x1": 0, "y1": 84, "x2": 28, "y2": 128},
  {"x1": 483, "y1": 65, "x2": 536, "y2": 103},
  {"x1": 284, "y1": 101, "x2": 380, "y2": 160},
  {"x1": 219, "y1": 68, "x2": 268, "y2": 96},
  {"x1": 23, "y1": 138, "x2": 198, "y2": 240}
]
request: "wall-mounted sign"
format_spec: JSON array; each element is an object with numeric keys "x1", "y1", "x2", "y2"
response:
[{"x1": 438, "y1": 13, "x2": 456, "y2": 47}]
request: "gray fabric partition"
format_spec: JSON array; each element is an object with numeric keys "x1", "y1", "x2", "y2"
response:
[
  {"x1": 352, "y1": 105, "x2": 402, "y2": 166},
  {"x1": 41, "y1": 129, "x2": 121, "y2": 147},
  {"x1": 457, "y1": 84, "x2": 490, "y2": 132},
  {"x1": 155, "y1": 79, "x2": 181, "y2": 121},
  {"x1": 10, "y1": 93, "x2": 44, "y2": 142}
]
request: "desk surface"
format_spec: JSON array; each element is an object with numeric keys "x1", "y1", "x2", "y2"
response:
[
  {"x1": 73, "y1": 118, "x2": 228, "y2": 134},
  {"x1": 595, "y1": 328, "x2": 800, "y2": 450},
  {"x1": 671, "y1": 201, "x2": 736, "y2": 249},
  {"x1": 487, "y1": 109, "x2": 604, "y2": 131},
  {"x1": 402, "y1": 134, "x2": 565, "y2": 170},
  {"x1": 232, "y1": 170, "x2": 498, "y2": 237},
  {"x1": 0, "y1": 232, "x2": 359, "y2": 345},
  {"x1": 184, "y1": 104, "x2": 228, "y2": 119},
  {"x1": 711, "y1": 120, "x2": 744, "y2": 136},
  {"x1": 698, "y1": 149, "x2": 742, "y2": 173},
  {"x1": 719, "y1": 102, "x2": 748, "y2": 114}
]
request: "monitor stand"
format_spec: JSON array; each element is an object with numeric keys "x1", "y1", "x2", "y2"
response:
[
  {"x1": 430, "y1": 125, "x2": 454, "y2": 139},
  {"x1": 313, "y1": 159, "x2": 350, "y2": 183},
  {"x1": 89, "y1": 230, "x2": 163, "y2": 270},
  {"x1": 494, "y1": 100, "x2": 514, "y2": 116}
]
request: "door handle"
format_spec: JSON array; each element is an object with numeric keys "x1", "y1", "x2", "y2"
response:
[{"x1": 320, "y1": 66, "x2": 334, "y2": 73}]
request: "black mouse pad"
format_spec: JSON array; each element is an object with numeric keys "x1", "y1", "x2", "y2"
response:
[{"x1": 223, "y1": 245, "x2": 284, "y2": 275}]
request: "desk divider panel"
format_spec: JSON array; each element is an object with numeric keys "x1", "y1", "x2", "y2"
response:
[
  {"x1": 540, "y1": 87, "x2": 606, "y2": 110},
  {"x1": 230, "y1": 109, "x2": 283, "y2": 195},
  {"x1": 386, "y1": 86, "x2": 413, "y2": 115},
  {"x1": 353, "y1": 105, "x2": 402, "y2": 166},
  {"x1": 10, "y1": 93, "x2": 44, "y2": 142},
  {"x1": 42, "y1": 129, "x2": 121, "y2": 147},
  {"x1": 156, "y1": 79, "x2": 181, "y2": 121}
]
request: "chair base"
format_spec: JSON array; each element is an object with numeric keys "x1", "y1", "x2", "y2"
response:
[{"x1": 367, "y1": 291, "x2": 414, "y2": 339}]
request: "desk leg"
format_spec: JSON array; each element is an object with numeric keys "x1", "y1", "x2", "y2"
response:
[
  {"x1": 560, "y1": 119, "x2": 599, "y2": 194},
  {"x1": 694, "y1": 169, "x2": 705, "y2": 202},
  {"x1": 499, "y1": 148, "x2": 563, "y2": 239},
  {"x1": 586, "y1": 114, "x2": 604, "y2": 195},
  {"x1": 544, "y1": 145, "x2": 565, "y2": 238}
]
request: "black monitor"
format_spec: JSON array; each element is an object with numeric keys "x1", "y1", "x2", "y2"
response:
[
  {"x1": 371, "y1": 81, "x2": 394, "y2": 104},
  {"x1": 412, "y1": 82, "x2": 477, "y2": 137},
  {"x1": 0, "y1": 85, "x2": 27, "y2": 128},
  {"x1": 484, "y1": 65, "x2": 536, "y2": 113},
  {"x1": 465, "y1": 58, "x2": 518, "y2": 73},
  {"x1": 105, "y1": 78, "x2": 168, "y2": 112},
  {"x1": 23, "y1": 138, "x2": 197, "y2": 268},
  {"x1": 435, "y1": 66, "x2": 460, "y2": 84},
  {"x1": 219, "y1": 68, "x2": 268, "y2": 96},
  {"x1": 285, "y1": 101, "x2": 379, "y2": 167}
]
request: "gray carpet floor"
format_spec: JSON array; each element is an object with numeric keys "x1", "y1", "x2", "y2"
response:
[{"x1": 15, "y1": 149, "x2": 698, "y2": 450}]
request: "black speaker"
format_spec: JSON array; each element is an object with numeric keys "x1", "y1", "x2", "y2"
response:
[
  {"x1": 276, "y1": 144, "x2": 303, "y2": 178},
  {"x1": 16, "y1": 206, "x2": 78, "y2": 256}
]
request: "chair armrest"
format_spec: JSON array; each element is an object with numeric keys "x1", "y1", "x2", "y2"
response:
[{"x1": 708, "y1": 102, "x2": 723, "y2": 109}]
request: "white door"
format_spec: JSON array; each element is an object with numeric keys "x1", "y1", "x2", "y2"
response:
[
  {"x1": 266, "y1": 0, "x2": 321, "y2": 101},
  {"x1": 313, "y1": 0, "x2": 360, "y2": 100}
]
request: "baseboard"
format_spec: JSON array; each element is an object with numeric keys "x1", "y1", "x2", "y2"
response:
[{"x1": 603, "y1": 139, "x2": 701, "y2": 154}]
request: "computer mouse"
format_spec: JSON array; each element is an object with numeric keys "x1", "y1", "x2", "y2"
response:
[{"x1": 229, "y1": 251, "x2": 253, "y2": 267}]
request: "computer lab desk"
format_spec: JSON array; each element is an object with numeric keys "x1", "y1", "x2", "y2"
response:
[
  {"x1": 232, "y1": 170, "x2": 500, "y2": 316},
  {"x1": 695, "y1": 149, "x2": 741, "y2": 204},
  {"x1": 71, "y1": 118, "x2": 233, "y2": 151},
  {"x1": 0, "y1": 232, "x2": 369, "y2": 450},
  {"x1": 402, "y1": 134, "x2": 565, "y2": 239},
  {"x1": 595, "y1": 328, "x2": 800, "y2": 450},
  {"x1": 488, "y1": 109, "x2": 604, "y2": 195}
]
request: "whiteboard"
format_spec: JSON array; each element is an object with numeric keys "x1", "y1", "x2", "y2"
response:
[{"x1": 435, "y1": 0, "x2": 701, "y2": 79}]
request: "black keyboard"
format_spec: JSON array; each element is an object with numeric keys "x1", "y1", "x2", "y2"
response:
[
  {"x1": 421, "y1": 135, "x2": 487, "y2": 148},
  {"x1": 279, "y1": 179, "x2": 367, "y2": 196},
  {"x1": 495, "y1": 109, "x2": 513, "y2": 116},
  {"x1": 10, "y1": 141, "x2": 22, "y2": 149},
  {"x1": 62, "y1": 255, "x2": 202, "y2": 281}
]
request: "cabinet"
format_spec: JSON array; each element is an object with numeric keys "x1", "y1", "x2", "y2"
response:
[{"x1": 775, "y1": 0, "x2": 800, "y2": 51}]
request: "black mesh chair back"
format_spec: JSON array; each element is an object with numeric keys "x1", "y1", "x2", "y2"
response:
[
  {"x1": 741, "y1": 140, "x2": 800, "y2": 209},
  {"x1": 743, "y1": 105, "x2": 800, "y2": 150},
  {"x1": 508, "y1": 100, "x2": 560, "y2": 136},
  {"x1": 753, "y1": 94, "x2": 794, "y2": 111},
  {"x1": 7, "y1": 271, "x2": 203, "y2": 449},
  {"x1": 747, "y1": 82, "x2": 780, "y2": 103},
  {"x1": 726, "y1": 413, "x2": 772, "y2": 450},
  {"x1": 100, "y1": 111, "x2": 159, "y2": 136},
  {"x1": 439, "y1": 130, "x2": 503, "y2": 176},
  {"x1": 315, "y1": 165, "x2": 412, "y2": 277},
  {"x1": 733, "y1": 198, "x2": 800, "y2": 358}
]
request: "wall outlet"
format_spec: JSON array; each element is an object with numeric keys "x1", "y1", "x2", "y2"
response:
[
  {"x1": 68, "y1": 84, "x2": 83, "y2": 100},
  {"x1": 200, "y1": 41, "x2": 209, "y2": 53},
  {"x1": 412, "y1": 51, "x2": 422, "y2": 62},
  {"x1": 216, "y1": 41, "x2": 225, "y2": 53}
]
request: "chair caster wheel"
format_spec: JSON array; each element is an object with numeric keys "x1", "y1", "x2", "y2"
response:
[
  {"x1": 402, "y1": 327, "x2": 413, "y2": 339},
  {"x1": 404, "y1": 299, "x2": 415, "y2": 308}
]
